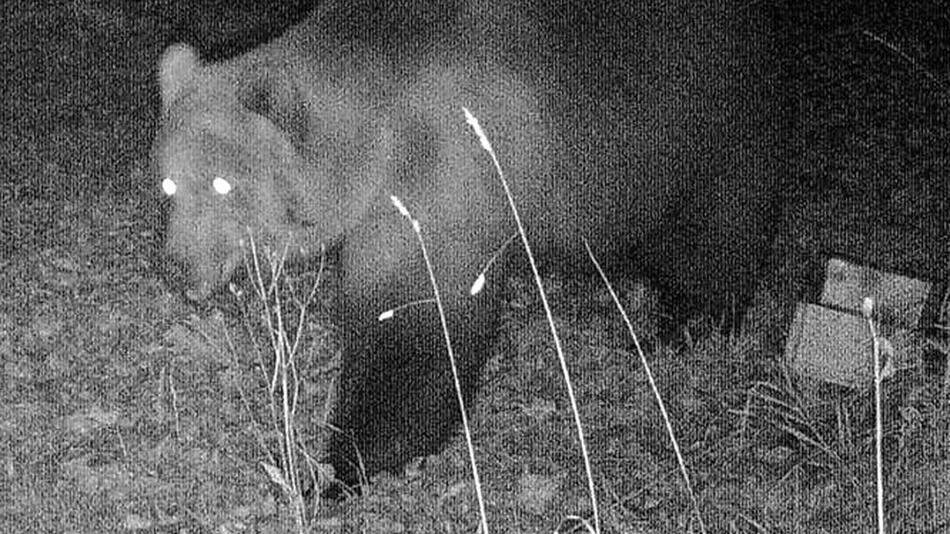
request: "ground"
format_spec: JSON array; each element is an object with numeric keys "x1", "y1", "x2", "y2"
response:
[{"x1": 1, "y1": 2, "x2": 948, "y2": 533}]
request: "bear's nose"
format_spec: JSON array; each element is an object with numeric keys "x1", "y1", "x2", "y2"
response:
[
  {"x1": 159, "y1": 252, "x2": 228, "y2": 305},
  {"x1": 158, "y1": 252, "x2": 194, "y2": 297},
  {"x1": 183, "y1": 281, "x2": 214, "y2": 302}
]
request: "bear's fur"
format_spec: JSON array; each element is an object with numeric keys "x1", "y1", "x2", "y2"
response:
[{"x1": 154, "y1": 0, "x2": 779, "y2": 492}]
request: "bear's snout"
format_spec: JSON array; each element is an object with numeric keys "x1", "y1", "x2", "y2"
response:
[
  {"x1": 159, "y1": 250, "x2": 198, "y2": 298},
  {"x1": 160, "y1": 241, "x2": 238, "y2": 303}
]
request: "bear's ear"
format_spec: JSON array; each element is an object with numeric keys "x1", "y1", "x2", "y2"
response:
[{"x1": 159, "y1": 44, "x2": 200, "y2": 111}]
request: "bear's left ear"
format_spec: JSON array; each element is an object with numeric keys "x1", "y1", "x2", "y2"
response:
[{"x1": 158, "y1": 44, "x2": 200, "y2": 111}]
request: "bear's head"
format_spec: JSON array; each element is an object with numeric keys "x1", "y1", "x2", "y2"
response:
[{"x1": 154, "y1": 44, "x2": 358, "y2": 301}]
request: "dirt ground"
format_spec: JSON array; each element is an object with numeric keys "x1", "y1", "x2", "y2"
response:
[{"x1": 1, "y1": 2, "x2": 948, "y2": 533}]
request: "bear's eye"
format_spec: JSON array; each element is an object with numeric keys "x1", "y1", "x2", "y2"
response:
[
  {"x1": 212, "y1": 177, "x2": 232, "y2": 195},
  {"x1": 161, "y1": 178, "x2": 177, "y2": 196}
]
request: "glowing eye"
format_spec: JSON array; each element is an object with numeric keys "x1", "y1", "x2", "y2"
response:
[
  {"x1": 212, "y1": 177, "x2": 232, "y2": 195},
  {"x1": 161, "y1": 178, "x2": 177, "y2": 196}
]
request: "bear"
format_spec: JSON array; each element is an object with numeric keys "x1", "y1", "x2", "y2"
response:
[{"x1": 153, "y1": 0, "x2": 779, "y2": 494}]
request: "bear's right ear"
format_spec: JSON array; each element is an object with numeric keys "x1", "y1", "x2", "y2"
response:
[{"x1": 159, "y1": 44, "x2": 200, "y2": 111}]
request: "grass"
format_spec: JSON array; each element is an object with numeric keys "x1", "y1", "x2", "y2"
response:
[
  {"x1": 1, "y1": 2, "x2": 948, "y2": 532},
  {"x1": 236, "y1": 233, "x2": 326, "y2": 530},
  {"x1": 1, "y1": 189, "x2": 948, "y2": 532}
]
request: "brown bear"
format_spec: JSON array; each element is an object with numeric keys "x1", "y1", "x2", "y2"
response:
[{"x1": 153, "y1": 0, "x2": 779, "y2": 494}]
